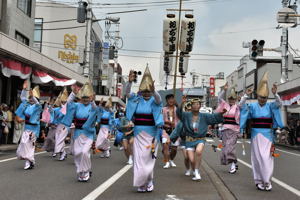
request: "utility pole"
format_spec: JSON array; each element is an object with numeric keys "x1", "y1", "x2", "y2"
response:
[
  {"x1": 281, "y1": 0, "x2": 289, "y2": 83},
  {"x1": 172, "y1": 0, "x2": 183, "y2": 96}
]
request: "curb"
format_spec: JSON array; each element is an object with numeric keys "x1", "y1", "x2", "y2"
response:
[
  {"x1": 275, "y1": 143, "x2": 300, "y2": 151},
  {"x1": 0, "y1": 145, "x2": 18, "y2": 152},
  {"x1": 202, "y1": 159, "x2": 237, "y2": 200}
]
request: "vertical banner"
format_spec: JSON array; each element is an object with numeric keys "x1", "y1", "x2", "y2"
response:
[
  {"x1": 103, "y1": 42, "x2": 110, "y2": 65},
  {"x1": 210, "y1": 77, "x2": 215, "y2": 97}
]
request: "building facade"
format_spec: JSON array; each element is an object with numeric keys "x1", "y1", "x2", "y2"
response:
[
  {"x1": 0, "y1": 0, "x2": 36, "y2": 47},
  {"x1": 35, "y1": 1, "x2": 103, "y2": 94}
]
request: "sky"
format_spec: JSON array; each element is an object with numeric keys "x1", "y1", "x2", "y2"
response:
[{"x1": 38, "y1": 0, "x2": 300, "y2": 90}]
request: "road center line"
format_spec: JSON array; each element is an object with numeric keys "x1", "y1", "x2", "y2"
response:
[
  {"x1": 0, "y1": 146, "x2": 71, "y2": 163},
  {"x1": 82, "y1": 165, "x2": 132, "y2": 200},
  {"x1": 0, "y1": 151, "x2": 47, "y2": 163}
]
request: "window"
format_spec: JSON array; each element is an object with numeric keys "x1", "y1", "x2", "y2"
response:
[
  {"x1": 238, "y1": 67, "x2": 244, "y2": 78},
  {"x1": 15, "y1": 31, "x2": 29, "y2": 46},
  {"x1": 17, "y1": 0, "x2": 32, "y2": 17},
  {"x1": 34, "y1": 18, "x2": 43, "y2": 52}
]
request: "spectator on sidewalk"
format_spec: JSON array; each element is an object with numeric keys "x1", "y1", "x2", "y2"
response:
[
  {"x1": 296, "y1": 120, "x2": 300, "y2": 145},
  {"x1": 7, "y1": 105, "x2": 14, "y2": 144},
  {"x1": 0, "y1": 104, "x2": 4, "y2": 145},
  {"x1": 1, "y1": 104, "x2": 9, "y2": 144}
]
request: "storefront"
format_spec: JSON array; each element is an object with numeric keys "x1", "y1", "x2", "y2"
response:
[{"x1": 0, "y1": 31, "x2": 87, "y2": 108}]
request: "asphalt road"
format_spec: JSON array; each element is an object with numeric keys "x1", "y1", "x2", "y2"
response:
[
  {"x1": 0, "y1": 140, "x2": 299, "y2": 200},
  {"x1": 204, "y1": 138, "x2": 300, "y2": 200}
]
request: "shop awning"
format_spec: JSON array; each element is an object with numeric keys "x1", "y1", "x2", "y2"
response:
[
  {"x1": 32, "y1": 70, "x2": 76, "y2": 86},
  {"x1": 281, "y1": 90, "x2": 300, "y2": 106},
  {"x1": 0, "y1": 58, "x2": 31, "y2": 79}
]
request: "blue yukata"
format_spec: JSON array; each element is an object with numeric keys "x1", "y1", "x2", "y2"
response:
[
  {"x1": 125, "y1": 81, "x2": 163, "y2": 189},
  {"x1": 15, "y1": 90, "x2": 42, "y2": 164},
  {"x1": 176, "y1": 108, "x2": 223, "y2": 150},
  {"x1": 69, "y1": 100, "x2": 98, "y2": 175},
  {"x1": 95, "y1": 108, "x2": 114, "y2": 152},
  {"x1": 240, "y1": 94, "x2": 283, "y2": 186}
]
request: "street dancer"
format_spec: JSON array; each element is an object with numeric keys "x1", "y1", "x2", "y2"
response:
[
  {"x1": 15, "y1": 81, "x2": 42, "y2": 170},
  {"x1": 177, "y1": 96, "x2": 225, "y2": 181},
  {"x1": 161, "y1": 94, "x2": 180, "y2": 169},
  {"x1": 53, "y1": 87, "x2": 70, "y2": 161},
  {"x1": 125, "y1": 67, "x2": 163, "y2": 192},
  {"x1": 240, "y1": 71, "x2": 283, "y2": 191},
  {"x1": 215, "y1": 83, "x2": 245, "y2": 174},
  {"x1": 95, "y1": 97, "x2": 114, "y2": 158},
  {"x1": 66, "y1": 82, "x2": 98, "y2": 182},
  {"x1": 170, "y1": 101, "x2": 192, "y2": 176}
]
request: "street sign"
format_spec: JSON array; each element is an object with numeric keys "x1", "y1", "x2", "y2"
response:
[{"x1": 103, "y1": 42, "x2": 109, "y2": 65}]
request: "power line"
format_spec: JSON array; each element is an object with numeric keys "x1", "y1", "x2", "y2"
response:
[
  {"x1": 42, "y1": 18, "x2": 77, "y2": 23},
  {"x1": 36, "y1": 0, "x2": 230, "y2": 9},
  {"x1": 37, "y1": 43, "x2": 240, "y2": 61},
  {"x1": 118, "y1": 54, "x2": 239, "y2": 61},
  {"x1": 35, "y1": 25, "x2": 86, "y2": 31},
  {"x1": 37, "y1": 41, "x2": 244, "y2": 57}
]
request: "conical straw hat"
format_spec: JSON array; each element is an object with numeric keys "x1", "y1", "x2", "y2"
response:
[
  {"x1": 80, "y1": 81, "x2": 94, "y2": 98},
  {"x1": 227, "y1": 86, "x2": 237, "y2": 99},
  {"x1": 32, "y1": 86, "x2": 40, "y2": 99},
  {"x1": 139, "y1": 66, "x2": 154, "y2": 92},
  {"x1": 60, "y1": 87, "x2": 69, "y2": 102},
  {"x1": 257, "y1": 71, "x2": 269, "y2": 97},
  {"x1": 105, "y1": 96, "x2": 113, "y2": 108},
  {"x1": 54, "y1": 92, "x2": 62, "y2": 107}
]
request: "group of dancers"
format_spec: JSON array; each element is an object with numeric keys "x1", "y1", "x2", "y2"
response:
[{"x1": 14, "y1": 68, "x2": 283, "y2": 192}]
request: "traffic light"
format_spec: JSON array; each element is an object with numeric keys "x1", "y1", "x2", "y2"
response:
[
  {"x1": 257, "y1": 40, "x2": 265, "y2": 56},
  {"x1": 250, "y1": 39, "x2": 265, "y2": 59},
  {"x1": 77, "y1": 1, "x2": 88, "y2": 23},
  {"x1": 250, "y1": 39, "x2": 258, "y2": 58}
]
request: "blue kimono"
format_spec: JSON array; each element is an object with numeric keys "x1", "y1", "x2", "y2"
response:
[
  {"x1": 170, "y1": 121, "x2": 184, "y2": 143},
  {"x1": 126, "y1": 95, "x2": 163, "y2": 140},
  {"x1": 240, "y1": 101, "x2": 283, "y2": 142},
  {"x1": 97, "y1": 108, "x2": 114, "y2": 130},
  {"x1": 177, "y1": 108, "x2": 224, "y2": 148},
  {"x1": 51, "y1": 107, "x2": 65, "y2": 125},
  {"x1": 71, "y1": 103, "x2": 98, "y2": 140},
  {"x1": 15, "y1": 100, "x2": 42, "y2": 138}
]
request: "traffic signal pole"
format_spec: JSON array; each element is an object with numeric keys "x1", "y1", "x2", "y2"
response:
[
  {"x1": 280, "y1": 27, "x2": 289, "y2": 83},
  {"x1": 172, "y1": 0, "x2": 183, "y2": 96}
]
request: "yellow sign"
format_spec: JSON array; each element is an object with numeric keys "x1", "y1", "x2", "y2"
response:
[
  {"x1": 58, "y1": 51, "x2": 79, "y2": 64},
  {"x1": 58, "y1": 34, "x2": 80, "y2": 64},
  {"x1": 64, "y1": 34, "x2": 77, "y2": 50}
]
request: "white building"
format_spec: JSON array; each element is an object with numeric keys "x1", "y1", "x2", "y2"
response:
[{"x1": 35, "y1": 1, "x2": 103, "y2": 94}]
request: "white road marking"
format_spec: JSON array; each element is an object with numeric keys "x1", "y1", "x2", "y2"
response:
[
  {"x1": 206, "y1": 139, "x2": 214, "y2": 142},
  {"x1": 237, "y1": 158, "x2": 300, "y2": 197},
  {"x1": 0, "y1": 146, "x2": 70, "y2": 163},
  {"x1": 166, "y1": 194, "x2": 183, "y2": 200},
  {"x1": 213, "y1": 146, "x2": 300, "y2": 196},
  {"x1": 237, "y1": 141, "x2": 242, "y2": 144},
  {"x1": 245, "y1": 141, "x2": 251, "y2": 144},
  {"x1": 82, "y1": 165, "x2": 132, "y2": 200},
  {"x1": 276, "y1": 148, "x2": 300, "y2": 157},
  {"x1": 0, "y1": 151, "x2": 47, "y2": 163}
]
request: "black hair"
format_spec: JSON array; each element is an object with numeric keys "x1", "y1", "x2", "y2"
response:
[{"x1": 165, "y1": 94, "x2": 174, "y2": 100}]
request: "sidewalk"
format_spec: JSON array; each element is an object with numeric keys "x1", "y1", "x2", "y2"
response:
[{"x1": 0, "y1": 144, "x2": 18, "y2": 152}]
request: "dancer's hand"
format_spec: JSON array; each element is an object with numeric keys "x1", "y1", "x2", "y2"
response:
[
  {"x1": 272, "y1": 83, "x2": 277, "y2": 95},
  {"x1": 182, "y1": 95, "x2": 187, "y2": 103},
  {"x1": 23, "y1": 80, "x2": 28, "y2": 90},
  {"x1": 246, "y1": 88, "x2": 253, "y2": 95},
  {"x1": 223, "y1": 82, "x2": 228, "y2": 91},
  {"x1": 129, "y1": 70, "x2": 135, "y2": 83}
]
